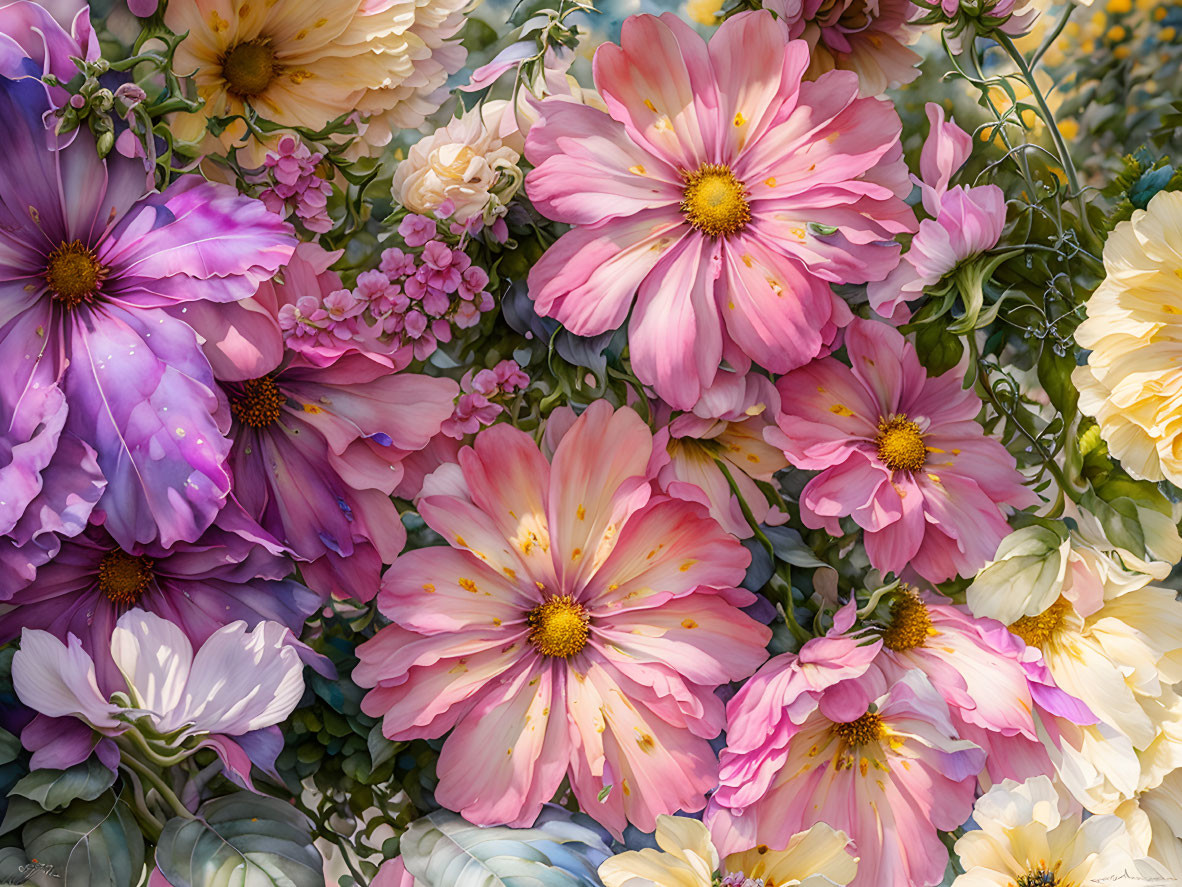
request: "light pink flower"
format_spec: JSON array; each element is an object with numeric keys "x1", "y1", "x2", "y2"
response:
[
  {"x1": 868, "y1": 104, "x2": 1006, "y2": 320},
  {"x1": 524, "y1": 11, "x2": 916, "y2": 410},
  {"x1": 654, "y1": 371, "x2": 789, "y2": 538},
  {"x1": 763, "y1": 0, "x2": 922, "y2": 96},
  {"x1": 869, "y1": 588, "x2": 1096, "y2": 791},
  {"x1": 355, "y1": 402, "x2": 771, "y2": 835},
  {"x1": 704, "y1": 603, "x2": 986, "y2": 887},
  {"x1": 12, "y1": 609, "x2": 302, "y2": 783},
  {"x1": 766, "y1": 318, "x2": 1035, "y2": 583}
]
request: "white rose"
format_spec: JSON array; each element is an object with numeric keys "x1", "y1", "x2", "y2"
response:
[{"x1": 392, "y1": 112, "x2": 522, "y2": 224}]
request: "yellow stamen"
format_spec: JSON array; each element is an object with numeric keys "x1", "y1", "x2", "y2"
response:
[
  {"x1": 1009, "y1": 597, "x2": 1072, "y2": 648},
  {"x1": 222, "y1": 39, "x2": 279, "y2": 98},
  {"x1": 880, "y1": 587, "x2": 933, "y2": 652},
  {"x1": 97, "y1": 550, "x2": 154, "y2": 606},
  {"x1": 680, "y1": 163, "x2": 750, "y2": 238},
  {"x1": 527, "y1": 595, "x2": 589, "y2": 658},
  {"x1": 875, "y1": 414, "x2": 927, "y2": 473},
  {"x1": 231, "y1": 376, "x2": 286, "y2": 428},
  {"x1": 45, "y1": 240, "x2": 106, "y2": 308}
]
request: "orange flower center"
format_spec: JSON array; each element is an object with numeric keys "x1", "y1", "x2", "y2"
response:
[
  {"x1": 880, "y1": 588, "x2": 933, "y2": 651},
  {"x1": 1008, "y1": 597, "x2": 1072, "y2": 648},
  {"x1": 875, "y1": 414, "x2": 927, "y2": 473},
  {"x1": 231, "y1": 377, "x2": 286, "y2": 428},
  {"x1": 527, "y1": 595, "x2": 589, "y2": 658},
  {"x1": 832, "y1": 711, "x2": 883, "y2": 747},
  {"x1": 222, "y1": 39, "x2": 278, "y2": 98},
  {"x1": 45, "y1": 240, "x2": 106, "y2": 308},
  {"x1": 97, "y1": 550, "x2": 154, "y2": 606},
  {"x1": 1016, "y1": 869, "x2": 1060, "y2": 887},
  {"x1": 681, "y1": 163, "x2": 750, "y2": 238}
]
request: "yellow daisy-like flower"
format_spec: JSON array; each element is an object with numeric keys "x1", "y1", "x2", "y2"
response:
[
  {"x1": 953, "y1": 777, "x2": 1147, "y2": 887},
  {"x1": 972, "y1": 522, "x2": 1182, "y2": 810},
  {"x1": 1074, "y1": 189, "x2": 1182, "y2": 486},
  {"x1": 598, "y1": 815, "x2": 857, "y2": 887},
  {"x1": 166, "y1": 0, "x2": 470, "y2": 165}
]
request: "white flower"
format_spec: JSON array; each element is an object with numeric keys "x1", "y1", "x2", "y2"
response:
[
  {"x1": 598, "y1": 815, "x2": 857, "y2": 887},
  {"x1": 953, "y1": 777, "x2": 1146, "y2": 887},
  {"x1": 13, "y1": 609, "x2": 304, "y2": 746},
  {"x1": 1116, "y1": 769, "x2": 1182, "y2": 875},
  {"x1": 969, "y1": 518, "x2": 1182, "y2": 810},
  {"x1": 392, "y1": 111, "x2": 523, "y2": 225}
]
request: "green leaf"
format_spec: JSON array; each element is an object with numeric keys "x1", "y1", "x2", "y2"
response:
[
  {"x1": 366, "y1": 724, "x2": 401, "y2": 772},
  {"x1": 1080, "y1": 489, "x2": 1146, "y2": 557},
  {"x1": 21, "y1": 791, "x2": 144, "y2": 887},
  {"x1": 0, "y1": 729, "x2": 19, "y2": 770},
  {"x1": 9, "y1": 759, "x2": 116, "y2": 812},
  {"x1": 155, "y1": 793, "x2": 323, "y2": 887}
]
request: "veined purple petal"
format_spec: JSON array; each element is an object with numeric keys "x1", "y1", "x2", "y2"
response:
[{"x1": 65, "y1": 303, "x2": 231, "y2": 548}]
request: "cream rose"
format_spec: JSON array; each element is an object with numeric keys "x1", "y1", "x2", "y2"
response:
[{"x1": 392, "y1": 112, "x2": 523, "y2": 225}]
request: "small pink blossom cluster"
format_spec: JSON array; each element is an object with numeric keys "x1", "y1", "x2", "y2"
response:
[
  {"x1": 441, "y1": 359, "x2": 529, "y2": 438},
  {"x1": 258, "y1": 135, "x2": 334, "y2": 233},
  {"x1": 277, "y1": 220, "x2": 495, "y2": 369},
  {"x1": 720, "y1": 874, "x2": 764, "y2": 887}
]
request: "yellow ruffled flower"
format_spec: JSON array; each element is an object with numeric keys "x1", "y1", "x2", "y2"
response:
[
  {"x1": 1074, "y1": 190, "x2": 1182, "y2": 486},
  {"x1": 598, "y1": 815, "x2": 857, "y2": 887},
  {"x1": 166, "y1": 0, "x2": 470, "y2": 165}
]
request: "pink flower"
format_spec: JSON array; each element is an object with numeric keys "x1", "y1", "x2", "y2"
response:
[
  {"x1": 355, "y1": 402, "x2": 771, "y2": 834},
  {"x1": 258, "y1": 136, "x2": 334, "y2": 233},
  {"x1": 704, "y1": 603, "x2": 986, "y2": 887},
  {"x1": 524, "y1": 11, "x2": 916, "y2": 410},
  {"x1": 399, "y1": 214, "x2": 437, "y2": 247},
  {"x1": 869, "y1": 587, "x2": 1096, "y2": 790},
  {"x1": 654, "y1": 371, "x2": 789, "y2": 538},
  {"x1": 763, "y1": 0, "x2": 922, "y2": 96},
  {"x1": 765, "y1": 318, "x2": 1035, "y2": 583},
  {"x1": 868, "y1": 104, "x2": 1006, "y2": 320}
]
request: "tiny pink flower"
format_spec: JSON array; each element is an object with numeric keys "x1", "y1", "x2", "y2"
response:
[
  {"x1": 399, "y1": 214, "x2": 437, "y2": 247},
  {"x1": 766, "y1": 318, "x2": 1036, "y2": 582}
]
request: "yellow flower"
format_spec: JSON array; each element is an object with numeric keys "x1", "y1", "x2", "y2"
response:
[
  {"x1": 1115, "y1": 769, "x2": 1182, "y2": 875},
  {"x1": 972, "y1": 517, "x2": 1182, "y2": 810},
  {"x1": 598, "y1": 815, "x2": 857, "y2": 887},
  {"x1": 953, "y1": 777, "x2": 1148, "y2": 887},
  {"x1": 166, "y1": 0, "x2": 470, "y2": 165},
  {"x1": 1075, "y1": 190, "x2": 1182, "y2": 486},
  {"x1": 684, "y1": 0, "x2": 724, "y2": 26}
]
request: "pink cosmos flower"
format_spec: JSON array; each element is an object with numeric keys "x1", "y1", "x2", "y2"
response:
[
  {"x1": 863, "y1": 588, "x2": 1096, "y2": 790},
  {"x1": 766, "y1": 318, "x2": 1035, "y2": 582},
  {"x1": 763, "y1": 0, "x2": 922, "y2": 96},
  {"x1": 12, "y1": 608, "x2": 302, "y2": 783},
  {"x1": 524, "y1": 11, "x2": 916, "y2": 410},
  {"x1": 868, "y1": 104, "x2": 1007, "y2": 321},
  {"x1": 704, "y1": 603, "x2": 986, "y2": 887},
  {"x1": 355, "y1": 402, "x2": 772, "y2": 835},
  {"x1": 653, "y1": 370, "x2": 789, "y2": 538}
]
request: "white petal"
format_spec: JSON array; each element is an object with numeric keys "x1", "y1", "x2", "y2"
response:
[
  {"x1": 111, "y1": 608, "x2": 193, "y2": 722},
  {"x1": 180, "y1": 620, "x2": 304, "y2": 736},
  {"x1": 12, "y1": 630, "x2": 122, "y2": 730}
]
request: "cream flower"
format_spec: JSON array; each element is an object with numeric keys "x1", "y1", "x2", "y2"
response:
[
  {"x1": 392, "y1": 111, "x2": 523, "y2": 225},
  {"x1": 970, "y1": 521, "x2": 1182, "y2": 809},
  {"x1": 1116, "y1": 769, "x2": 1182, "y2": 875},
  {"x1": 953, "y1": 776, "x2": 1146, "y2": 887},
  {"x1": 166, "y1": 0, "x2": 469, "y2": 165},
  {"x1": 598, "y1": 815, "x2": 857, "y2": 887},
  {"x1": 1075, "y1": 189, "x2": 1182, "y2": 486}
]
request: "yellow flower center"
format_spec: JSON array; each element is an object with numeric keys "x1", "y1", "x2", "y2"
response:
[
  {"x1": 1008, "y1": 597, "x2": 1072, "y2": 648},
  {"x1": 875, "y1": 414, "x2": 927, "y2": 473},
  {"x1": 832, "y1": 711, "x2": 883, "y2": 747},
  {"x1": 222, "y1": 39, "x2": 278, "y2": 98},
  {"x1": 527, "y1": 595, "x2": 589, "y2": 658},
  {"x1": 880, "y1": 588, "x2": 933, "y2": 651},
  {"x1": 231, "y1": 376, "x2": 286, "y2": 429},
  {"x1": 1016, "y1": 869, "x2": 1060, "y2": 887},
  {"x1": 45, "y1": 240, "x2": 106, "y2": 308},
  {"x1": 681, "y1": 163, "x2": 750, "y2": 238},
  {"x1": 97, "y1": 550, "x2": 154, "y2": 606}
]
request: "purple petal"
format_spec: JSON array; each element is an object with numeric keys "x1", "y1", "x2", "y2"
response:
[{"x1": 65, "y1": 303, "x2": 231, "y2": 548}]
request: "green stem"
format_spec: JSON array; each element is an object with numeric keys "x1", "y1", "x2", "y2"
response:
[
  {"x1": 995, "y1": 32, "x2": 1100, "y2": 251},
  {"x1": 117, "y1": 750, "x2": 195, "y2": 822},
  {"x1": 1030, "y1": 4, "x2": 1073, "y2": 69},
  {"x1": 714, "y1": 459, "x2": 774, "y2": 562}
]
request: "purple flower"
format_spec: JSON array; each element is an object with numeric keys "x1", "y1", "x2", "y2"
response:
[
  {"x1": 0, "y1": 514, "x2": 319, "y2": 693},
  {"x1": 0, "y1": 75, "x2": 295, "y2": 555},
  {"x1": 0, "y1": 0, "x2": 98, "y2": 112}
]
